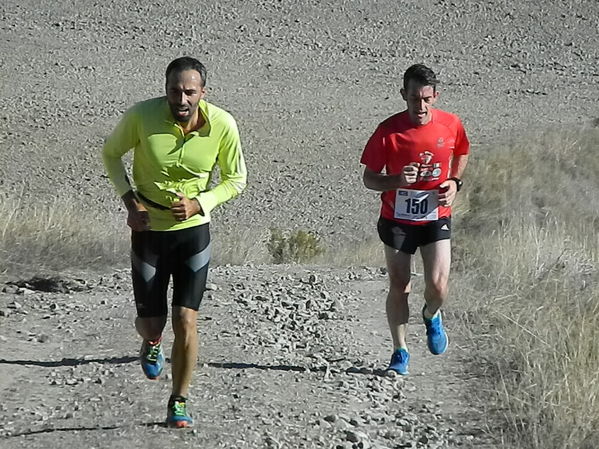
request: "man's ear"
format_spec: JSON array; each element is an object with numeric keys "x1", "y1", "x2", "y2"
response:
[{"x1": 400, "y1": 88, "x2": 407, "y2": 101}]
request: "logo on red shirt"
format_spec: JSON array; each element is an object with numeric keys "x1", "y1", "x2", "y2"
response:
[{"x1": 418, "y1": 151, "x2": 442, "y2": 180}]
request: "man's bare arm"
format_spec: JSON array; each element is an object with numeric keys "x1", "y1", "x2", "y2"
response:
[
  {"x1": 363, "y1": 164, "x2": 419, "y2": 192},
  {"x1": 450, "y1": 154, "x2": 469, "y2": 179}
]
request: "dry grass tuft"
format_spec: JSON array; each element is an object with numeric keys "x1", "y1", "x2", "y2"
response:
[
  {"x1": 452, "y1": 124, "x2": 599, "y2": 449},
  {"x1": 0, "y1": 194, "x2": 127, "y2": 275}
]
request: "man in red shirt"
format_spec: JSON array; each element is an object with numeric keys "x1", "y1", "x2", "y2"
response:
[{"x1": 361, "y1": 64, "x2": 470, "y2": 375}]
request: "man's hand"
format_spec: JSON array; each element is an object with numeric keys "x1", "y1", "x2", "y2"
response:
[
  {"x1": 363, "y1": 164, "x2": 421, "y2": 192},
  {"x1": 401, "y1": 162, "x2": 420, "y2": 185},
  {"x1": 171, "y1": 192, "x2": 202, "y2": 221},
  {"x1": 127, "y1": 208, "x2": 150, "y2": 231},
  {"x1": 122, "y1": 191, "x2": 150, "y2": 232},
  {"x1": 438, "y1": 179, "x2": 458, "y2": 206}
]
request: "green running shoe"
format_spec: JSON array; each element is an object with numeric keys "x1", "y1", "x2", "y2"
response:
[
  {"x1": 140, "y1": 339, "x2": 164, "y2": 379},
  {"x1": 166, "y1": 396, "x2": 193, "y2": 428}
]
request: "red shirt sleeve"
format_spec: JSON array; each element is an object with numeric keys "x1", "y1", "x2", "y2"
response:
[
  {"x1": 360, "y1": 125, "x2": 387, "y2": 173},
  {"x1": 453, "y1": 119, "x2": 470, "y2": 156}
]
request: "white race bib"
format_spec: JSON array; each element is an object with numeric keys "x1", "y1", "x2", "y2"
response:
[{"x1": 394, "y1": 189, "x2": 439, "y2": 221}]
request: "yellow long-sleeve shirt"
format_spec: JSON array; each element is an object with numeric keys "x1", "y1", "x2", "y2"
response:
[{"x1": 102, "y1": 97, "x2": 247, "y2": 231}]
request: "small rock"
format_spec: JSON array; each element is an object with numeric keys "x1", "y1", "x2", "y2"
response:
[
  {"x1": 345, "y1": 430, "x2": 369, "y2": 443},
  {"x1": 335, "y1": 443, "x2": 353, "y2": 449},
  {"x1": 330, "y1": 299, "x2": 343, "y2": 310},
  {"x1": 37, "y1": 334, "x2": 50, "y2": 343},
  {"x1": 307, "y1": 274, "x2": 319, "y2": 285},
  {"x1": 2, "y1": 285, "x2": 19, "y2": 294},
  {"x1": 17, "y1": 288, "x2": 35, "y2": 295}
]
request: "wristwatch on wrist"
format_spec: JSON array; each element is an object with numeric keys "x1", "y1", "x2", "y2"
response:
[{"x1": 449, "y1": 177, "x2": 463, "y2": 192}]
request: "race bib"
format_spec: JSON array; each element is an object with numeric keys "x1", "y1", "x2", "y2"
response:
[{"x1": 394, "y1": 189, "x2": 439, "y2": 221}]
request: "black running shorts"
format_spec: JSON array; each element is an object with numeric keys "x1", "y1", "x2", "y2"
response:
[
  {"x1": 131, "y1": 224, "x2": 211, "y2": 317},
  {"x1": 377, "y1": 216, "x2": 451, "y2": 255}
]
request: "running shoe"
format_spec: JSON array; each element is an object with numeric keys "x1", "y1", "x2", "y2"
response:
[
  {"x1": 166, "y1": 396, "x2": 193, "y2": 428},
  {"x1": 140, "y1": 339, "x2": 164, "y2": 379},
  {"x1": 387, "y1": 348, "x2": 410, "y2": 375},
  {"x1": 422, "y1": 306, "x2": 448, "y2": 355}
]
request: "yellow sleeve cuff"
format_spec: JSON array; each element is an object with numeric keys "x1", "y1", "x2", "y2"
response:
[{"x1": 195, "y1": 191, "x2": 218, "y2": 215}]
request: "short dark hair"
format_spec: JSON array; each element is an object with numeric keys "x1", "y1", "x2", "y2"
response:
[
  {"x1": 403, "y1": 64, "x2": 438, "y2": 91},
  {"x1": 165, "y1": 56, "x2": 207, "y2": 87}
]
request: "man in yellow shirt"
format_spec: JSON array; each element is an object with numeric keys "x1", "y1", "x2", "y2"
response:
[{"x1": 102, "y1": 56, "x2": 246, "y2": 428}]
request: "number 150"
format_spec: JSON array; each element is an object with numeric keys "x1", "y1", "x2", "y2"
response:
[{"x1": 405, "y1": 198, "x2": 428, "y2": 215}]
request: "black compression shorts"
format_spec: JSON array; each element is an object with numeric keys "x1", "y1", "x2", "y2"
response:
[
  {"x1": 131, "y1": 224, "x2": 211, "y2": 318},
  {"x1": 377, "y1": 216, "x2": 451, "y2": 255}
]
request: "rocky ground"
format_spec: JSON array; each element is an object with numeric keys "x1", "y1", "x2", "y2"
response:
[
  {"x1": 1, "y1": 0, "x2": 598, "y2": 448},
  {"x1": 0, "y1": 267, "x2": 494, "y2": 449}
]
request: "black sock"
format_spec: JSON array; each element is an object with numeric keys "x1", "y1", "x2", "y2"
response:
[{"x1": 169, "y1": 395, "x2": 187, "y2": 405}]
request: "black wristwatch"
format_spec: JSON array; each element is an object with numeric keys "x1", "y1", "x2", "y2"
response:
[{"x1": 449, "y1": 177, "x2": 463, "y2": 192}]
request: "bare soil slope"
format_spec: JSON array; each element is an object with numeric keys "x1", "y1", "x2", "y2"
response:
[
  {"x1": 1, "y1": 1, "x2": 598, "y2": 448},
  {"x1": 0, "y1": 0, "x2": 597, "y2": 244}
]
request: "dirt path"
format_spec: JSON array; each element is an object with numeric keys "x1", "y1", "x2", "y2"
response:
[{"x1": 0, "y1": 266, "x2": 497, "y2": 448}]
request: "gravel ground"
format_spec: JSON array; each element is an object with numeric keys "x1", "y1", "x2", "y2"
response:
[{"x1": 0, "y1": 267, "x2": 494, "y2": 448}]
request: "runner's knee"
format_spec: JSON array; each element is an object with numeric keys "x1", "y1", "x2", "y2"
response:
[
  {"x1": 388, "y1": 272, "x2": 411, "y2": 291},
  {"x1": 425, "y1": 280, "x2": 448, "y2": 301},
  {"x1": 172, "y1": 308, "x2": 198, "y2": 334},
  {"x1": 136, "y1": 316, "x2": 166, "y2": 338}
]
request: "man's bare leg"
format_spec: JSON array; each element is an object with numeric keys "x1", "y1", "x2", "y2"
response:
[
  {"x1": 419, "y1": 239, "x2": 451, "y2": 355},
  {"x1": 136, "y1": 316, "x2": 167, "y2": 342},
  {"x1": 420, "y1": 239, "x2": 451, "y2": 318},
  {"x1": 384, "y1": 245, "x2": 413, "y2": 350},
  {"x1": 171, "y1": 306, "x2": 198, "y2": 398}
]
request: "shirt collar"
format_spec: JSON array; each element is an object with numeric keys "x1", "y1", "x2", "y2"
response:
[{"x1": 163, "y1": 98, "x2": 211, "y2": 136}]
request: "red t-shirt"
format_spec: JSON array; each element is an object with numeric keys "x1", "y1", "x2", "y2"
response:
[{"x1": 361, "y1": 109, "x2": 469, "y2": 225}]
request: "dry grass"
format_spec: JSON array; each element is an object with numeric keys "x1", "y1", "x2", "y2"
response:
[
  {"x1": 211, "y1": 225, "x2": 271, "y2": 266},
  {"x1": 0, "y1": 199, "x2": 275, "y2": 274},
  {"x1": 0, "y1": 193, "x2": 127, "y2": 275},
  {"x1": 452, "y1": 123, "x2": 599, "y2": 449}
]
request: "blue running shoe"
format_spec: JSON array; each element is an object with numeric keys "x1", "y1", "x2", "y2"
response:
[
  {"x1": 387, "y1": 348, "x2": 410, "y2": 375},
  {"x1": 423, "y1": 306, "x2": 448, "y2": 355},
  {"x1": 140, "y1": 339, "x2": 164, "y2": 379},
  {"x1": 166, "y1": 396, "x2": 193, "y2": 428}
]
